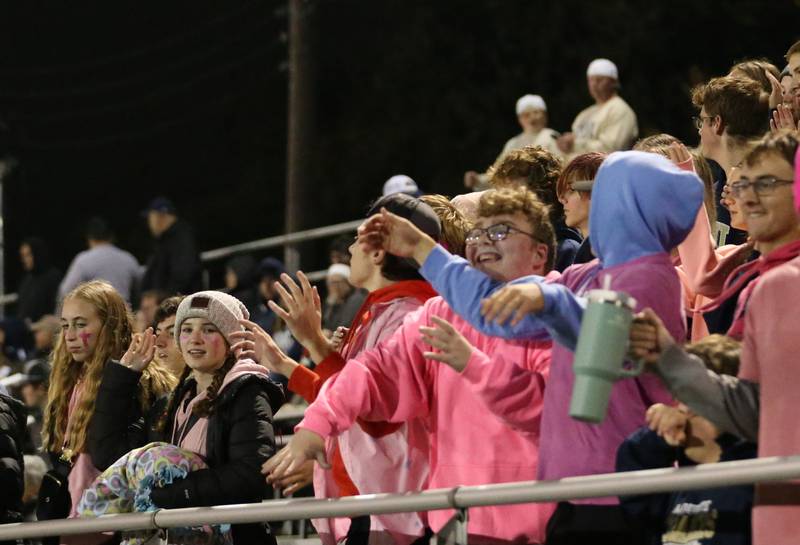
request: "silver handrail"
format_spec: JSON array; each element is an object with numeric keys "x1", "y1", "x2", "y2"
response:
[
  {"x1": 0, "y1": 219, "x2": 361, "y2": 306},
  {"x1": 1, "y1": 455, "x2": 799, "y2": 540},
  {"x1": 199, "y1": 220, "x2": 362, "y2": 262}
]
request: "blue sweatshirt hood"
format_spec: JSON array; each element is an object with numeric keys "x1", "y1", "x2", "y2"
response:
[{"x1": 589, "y1": 151, "x2": 704, "y2": 268}]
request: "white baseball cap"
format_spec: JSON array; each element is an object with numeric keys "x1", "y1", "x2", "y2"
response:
[
  {"x1": 515, "y1": 94, "x2": 547, "y2": 114},
  {"x1": 586, "y1": 58, "x2": 619, "y2": 80},
  {"x1": 327, "y1": 263, "x2": 351, "y2": 280},
  {"x1": 382, "y1": 174, "x2": 420, "y2": 197}
]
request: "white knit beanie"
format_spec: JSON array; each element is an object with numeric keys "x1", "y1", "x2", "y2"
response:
[
  {"x1": 515, "y1": 94, "x2": 547, "y2": 114},
  {"x1": 586, "y1": 58, "x2": 619, "y2": 80},
  {"x1": 174, "y1": 291, "x2": 250, "y2": 350}
]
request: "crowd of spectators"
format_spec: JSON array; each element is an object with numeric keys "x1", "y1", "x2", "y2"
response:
[{"x1": 1, "y1": 40, "x2": 800, "y2": 545}]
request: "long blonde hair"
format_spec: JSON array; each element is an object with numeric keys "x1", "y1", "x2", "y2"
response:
[{"x1": 42, "y1": 281, "x2": 176, "y2": 458}]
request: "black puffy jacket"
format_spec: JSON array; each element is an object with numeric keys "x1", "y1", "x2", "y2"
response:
[
  {"x1": 0, "y1": 392, "x2": 26, "y2": 525},
  {"x1": 89, "y1": 362, "x2": 285, "y2": 544}
]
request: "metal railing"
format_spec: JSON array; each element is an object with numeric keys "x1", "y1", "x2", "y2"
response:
[
  {"x1": 1, "y1": 455, "x2": 799, "y2": 541},
  {"x1": 0, "y1": 219, "x2": 363, "y2": 308}
]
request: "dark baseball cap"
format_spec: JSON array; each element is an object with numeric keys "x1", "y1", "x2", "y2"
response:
[
  {"x1": 366, "y1": 192, "x2": 441, "y2": 240},
  {"x1": 142, "y1": 196, "x2": 177, "y2": 216}
]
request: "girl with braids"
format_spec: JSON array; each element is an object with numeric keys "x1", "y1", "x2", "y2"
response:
[
  {"x1": 90, "y1": 290, "x2": 284, "y2": 545},
  {"x1": 40, "y1": 281, "x2": 174, "y2": 543}
]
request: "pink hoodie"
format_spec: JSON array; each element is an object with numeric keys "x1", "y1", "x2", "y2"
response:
[
  {"x1": 299, "y1": 296, "x2": 555, "y2": 544},
  {"x1": 312, "y1": 295, "x2": 432, "y2": 545},
  {"x1": 673, "y1": 158, "x2": 752, "y2": 340},
  {"x1": 173, "y1": 359, "x2": 270, "y2": 456}
]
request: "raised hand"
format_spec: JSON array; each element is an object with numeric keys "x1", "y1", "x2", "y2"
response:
[
  {"x1": 120, "y1": 328, "x2": 156, "y2": 372},
  {"x1": 767, "y1": 70, "x2": 785, "y2": 109},
  {"x1": 480, "y1": 283, "x2": 545, "y2": 326},
  {"x1": 267, "y1": 272, "x2": 332, "y2": 363},
  {"x1": 770, "y1": 103, "x2": 797, "y2": 133},
  {"x1": 357, "y1": 208, "x2": 437, "y2": 264},
  {"x1": 665, "y1": 142, "x2": 694, "y2": 172},
  {"x1": 419, "y1": 316, "x2": 474, "y2": 372},
  {"x1": 229, "y1": 319, "x2": 299, "y2": 377},
  {"x1": 262, "y1": 429, "x2": 329, "y2": 483}
]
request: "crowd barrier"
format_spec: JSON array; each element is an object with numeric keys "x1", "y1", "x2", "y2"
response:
[{"x1": 0, "y1": 455, "x2": 798, "y2": 542}]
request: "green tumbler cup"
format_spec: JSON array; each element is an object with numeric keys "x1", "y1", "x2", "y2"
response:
[{"x1": 569, "y1": 287, "x2": 640, "y2": 423}]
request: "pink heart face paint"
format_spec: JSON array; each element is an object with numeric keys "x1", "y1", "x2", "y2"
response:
[
  {"x1": 60, "y1": 297, "x2": 103, "y2": 363},
  {"x1": 179, "y1": 318, "x2": 228, "y2": 374}
]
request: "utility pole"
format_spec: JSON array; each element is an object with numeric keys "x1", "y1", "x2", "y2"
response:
[
  {"x1": 0, "y1": 158, "x2": 15, "y2": 318},
  {"x1": 284, "y1": 0, "x2": 314, "y2": 273}
]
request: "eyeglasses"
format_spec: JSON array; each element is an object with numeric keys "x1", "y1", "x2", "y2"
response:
[
  {"x1": 465, "y1": 223, "x2": 539, "y2": 245},
  {"x1": 729, "y1": 176, "x2": 794, "y2": 198},
  {"x1": 692, "y1": 115, "x2": 715, "y2": 130}
]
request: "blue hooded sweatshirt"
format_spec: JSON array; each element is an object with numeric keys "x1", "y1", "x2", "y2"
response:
[{"x1": 419, "y1": 151, "x2": 703, "y2": 494}]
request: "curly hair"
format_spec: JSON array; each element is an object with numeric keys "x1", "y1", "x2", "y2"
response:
[
  {"x1": 488, "y1": 145, "x2": 564, "y2": 222},
  {"x1": 477, "y1": 186, "x2": 556, "y2": 272},
  {"x1": 420, "y1": 194, "x2": 470, "y2": 257},
  {"x1": 43, "y1": 281, "x2": 175, "y2": 458},
  {"x1": 686, "y1": 334, "x2": 741, "y2": 377}
]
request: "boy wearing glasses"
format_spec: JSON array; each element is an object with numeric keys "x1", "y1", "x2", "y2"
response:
[
  {"x1": 265, "y1": 186, "x2": 560, "y2": 544},
  {"x1": 365, "y1": 150, "x2": 702, "y2": 544},
  {"x1": 628, "y1": 132, "x2": 800, "y2": 545},
  {"x1": 699, "y1": 131, "x2": 800, "y2": 340}
]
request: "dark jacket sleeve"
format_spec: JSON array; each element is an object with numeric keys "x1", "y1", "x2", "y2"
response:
[
  {"x1": 151, "y1": 381, "x2": 276, "y2": 508},
  {"x1": 0, "y1": 395, "x2": 25, "y2": 516},
  {"x1": 616, "y1": 427, "x2": 680, "y2": 538},
  {"x1": 88, "y1": 361, "x2": 164, "y2": 471}
]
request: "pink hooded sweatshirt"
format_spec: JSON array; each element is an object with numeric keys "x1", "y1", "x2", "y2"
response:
[
  {"x1": 304, "y1": 293, "x2": 433, "y2": 545},
  {"x1": 299, "y1": 295, "x2": 555, "y2": 544},
  {"x1": 673, "y1": 156, "x2": 752, "y2": 340}
]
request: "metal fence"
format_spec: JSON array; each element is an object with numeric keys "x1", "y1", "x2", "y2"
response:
[
  {"x1": 1, "y1": 455, "x2": 798, "y2": 542},
  {"x1": 0, "y1": 219, "x2": 363, "y2": 310}
]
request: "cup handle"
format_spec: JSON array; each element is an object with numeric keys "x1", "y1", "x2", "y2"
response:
[{"x1": 618, "y1": 358, "x2": 644, "y2": 378}]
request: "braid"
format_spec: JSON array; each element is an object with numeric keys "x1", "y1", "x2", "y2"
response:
[
  {"x1": 193, "y1": 355, "x2": 236, "y2": 417},
  {"x1": 157, "y1": 365, "x2": 192, "y2": 434}
]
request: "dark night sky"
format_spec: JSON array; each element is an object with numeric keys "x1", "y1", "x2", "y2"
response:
[{"x1": 0, "y1": 0, "x2": 798, "y2": 294}]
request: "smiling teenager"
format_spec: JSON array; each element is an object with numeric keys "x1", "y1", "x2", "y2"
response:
[
  {"x1": 698, "y1": 131, "x2": 800, "y2": 340},
  {"x1": 40, "y1": 281, "x2": 174, "y2": 545},
  {"x1": 265, "y1": 186, "x2": 558, "y2": 544},
  {"x1": 237, "y1": 193, "x2": 451, "y2": 545},
  {"x1": 392, "y1": 151, "x2": 702, "y2": 544},
  {"x1": 90, "y1": 291, "x2": 284, "y2": 544}
]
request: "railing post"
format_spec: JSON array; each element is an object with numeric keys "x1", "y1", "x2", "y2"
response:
[{"x1": 432, "y1": 508, "x2": 468, "y2": 545}]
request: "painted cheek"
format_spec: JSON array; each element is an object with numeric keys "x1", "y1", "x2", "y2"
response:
[
  {"x1": 203, "y1": 334, "x2": 222, "y2": 351},
  {"x1": 179, "y1": 334, "x2": 190, "y2": 345},
  {"x1": 78, "y1": 332, "x2": 92, "y2": 348}
]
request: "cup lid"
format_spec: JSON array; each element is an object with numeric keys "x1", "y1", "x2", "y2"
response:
[{"x1": 585, "y1": 288, "x2": 637, "y2": 309}]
